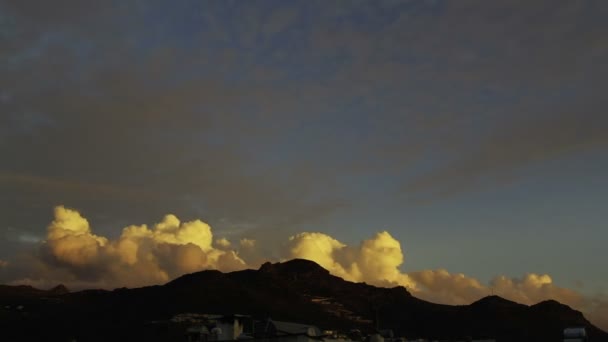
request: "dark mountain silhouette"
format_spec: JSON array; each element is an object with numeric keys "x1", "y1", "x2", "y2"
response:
[
  {"x1": 48, "y1": 284, "x2": 70, "y2": 295},
  {"x1": 0, "y1": 284, "x2": 54, "y2": 298},
  {"x1": 0, "y1": 259, "x2": 606, "y2": 341}
]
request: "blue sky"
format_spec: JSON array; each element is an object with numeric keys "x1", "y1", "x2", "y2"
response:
[{"x1": 1, "y1": 0, "x2": 607, "y2": 318}]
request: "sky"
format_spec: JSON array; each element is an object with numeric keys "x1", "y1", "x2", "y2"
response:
[{"x1": 1, "y1": 0, "x2": 608, "y2": 330}]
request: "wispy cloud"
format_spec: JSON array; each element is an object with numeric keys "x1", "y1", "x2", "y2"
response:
[
  {"x1": 1, "y1": 1, "x2": 607, "y2": 330},
  {"x1": 404, "y1": 109, "x2": 608, "y2": 199}
]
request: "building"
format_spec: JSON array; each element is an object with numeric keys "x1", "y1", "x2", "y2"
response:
[{"x1": 254, "y1": 318, "x2": 323, "y2": 342}]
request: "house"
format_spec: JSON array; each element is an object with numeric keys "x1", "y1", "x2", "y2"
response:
[{"x1": 254, "y1": 318, "x2": 323, "y2": 342}]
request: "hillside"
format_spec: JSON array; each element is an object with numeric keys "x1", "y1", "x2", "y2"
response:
[{"x1": 0, "y1": 259, "x2": 606, "y2": 341}]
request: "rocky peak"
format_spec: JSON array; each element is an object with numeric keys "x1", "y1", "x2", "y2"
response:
[
  {"x1": 259, "y1": 259, "x2": 330, "y2": 277},
  {"x1": 49, "y1": 284, "x2": 70, "y2": 295}
]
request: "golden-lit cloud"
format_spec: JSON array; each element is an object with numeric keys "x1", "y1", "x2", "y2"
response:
[
  {"x1": 409, "y1": 269, "x2": 487, "y2": 305},
  {"x1": 288, "y1": 232, "x2": 348, "y2": 278},
  {"x1": 215, "y1": 238, "x2": 232, "y2": 249},
  {"x1": 286, "y1": 230, "x2": 607, "y2": 331},
  {"x1": 46, "y1": 206, "x2": 108, "y2": 266},
  {"x1": 285, "y1": 230, "x2": 588, "y2": 311},
  {"x1": 31, "y1": 206, "x2": 250, "y2": 287},
  {"x1": 405, "y1": 268, "x2": 608, "y2": 330},
  {"x1": 489, "y1": 273, "x2": 583, "y2": 307},
  {"x1": 287, "y1": 231, "x2": 417, "y2": 289},
  {"x1": 3, "y1": 206, "x2": 607, "y2": 330},
  {"x1": 409, "y1": 269, "x2": 585, "y2": 310}
]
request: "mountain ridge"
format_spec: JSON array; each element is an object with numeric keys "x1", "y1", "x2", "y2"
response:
[{"x1": 0, "y1": 259, "x2": 606, "y2": 341}]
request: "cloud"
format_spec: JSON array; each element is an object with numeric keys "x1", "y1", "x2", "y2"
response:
[
  {"x1": 1, "y1": 206, "x2": 607, "y2": 330},
  {"x1": 407, "y1": 267, "x2": 608, "y2": 331},
  {"x1": 286, "y1": 230, "x2": 607, "y2": 331},
  {"x1": 409, "y1": 269, "x2": 487, "y2": 305},
  {"x1": 587, "y1": 297, "x2": 608, "y2": 335},
  {"x1": 1, "y1": 0, "x2": 608, "y2": 330},
  {"x1": 46, "y1": 206, "x2": 108, "y2": 266},
  {"x1": 0, "y1": 1, "x2": 352, "y2": 246},
  {"x1": 408, "y1": 269, "x2": 587, "y2": 311},
  {"x1": 404, "y1": 110, "x2": 608, "y2": 199},
  {"x1": 262, "y1": 7, "x2": 298, "y2": 36},
  {"x1": 489, "y1": 273, "x2": 584, "y2": 308},
  {"x1": 12, "y1": 206, "x2": 251, "y2": 288},
  {"x1": 0, "y1": 172, "x2": 154, "y2": 201},
  {"x1": 288, "y1": 232, "x2": 350, "y2": 279},
  {"x1": 215, "y1": 238, "x2": 232, "y2": 249},
  {"x1": 2, "y1": 0, "x2": 607, "y2": 251},
  {"x1": 287, "y1": 231, "x2": 417, "y2": 289},
  {"x1": 285, "y1": 230, "x2": 585, "y2": 309},
  {"x1": 239, "y1": 238, "x2": 256, "y2": 248}
]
